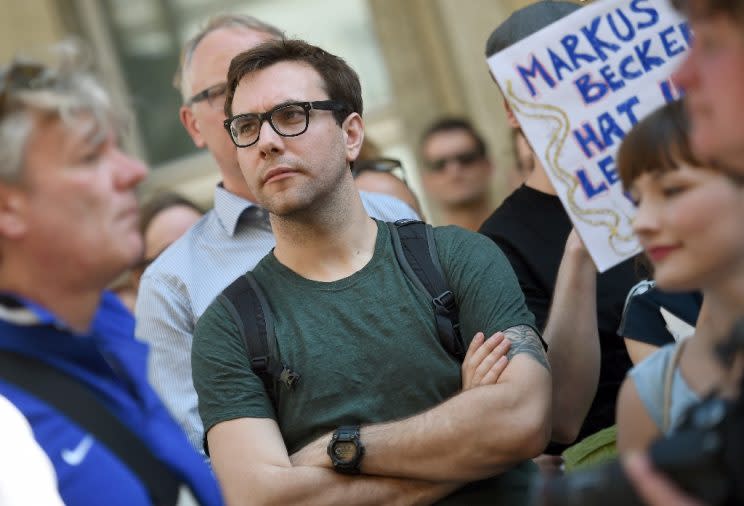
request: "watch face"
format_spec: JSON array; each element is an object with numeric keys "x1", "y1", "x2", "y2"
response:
[{"x1": 332, "y1": 441, "x2": 357, "y2": 464}]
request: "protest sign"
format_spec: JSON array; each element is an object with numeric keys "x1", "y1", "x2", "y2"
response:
[{"x1": 487, "y1": 0, "x2": 689, "y2": 271}]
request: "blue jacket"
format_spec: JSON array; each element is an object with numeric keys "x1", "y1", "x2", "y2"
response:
[{"x1": 0, "y1": 292, "x2": 223, "y2": 506}]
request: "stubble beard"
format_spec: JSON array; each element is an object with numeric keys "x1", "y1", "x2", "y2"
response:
[{"x1": 260, "y1": 156, "x2": 350, "y2": 223}]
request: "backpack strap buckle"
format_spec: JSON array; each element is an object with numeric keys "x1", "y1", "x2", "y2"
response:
[
  {"x1": 251, "y1": 355, "x2": 269, "y2": 370},
  {"x1": 433, "y1": 290, "x2": 456, "y2": 315}
]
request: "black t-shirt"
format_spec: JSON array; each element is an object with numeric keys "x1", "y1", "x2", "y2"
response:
[
  {"x1": 479, "y1": 185, "x2": 642, "y2": 452},
  {"x1": 618, "y1": 280, "x2": 702, "y2": 346}
]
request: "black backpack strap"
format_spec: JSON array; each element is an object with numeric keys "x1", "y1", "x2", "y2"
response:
[
  {"x1": 218, "y1": 272, "x2": 299, "y2": 409},
  {"x1": 388, "y1": 219, "x2": 465, "y2": 361},
  {"x1": 0, "y1": 351, "x2": 182, "y2": 506}
]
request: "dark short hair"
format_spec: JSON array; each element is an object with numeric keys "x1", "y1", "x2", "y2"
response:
[
  {"x1": 419, "y1": 117, "x2": 488, "y2": 158},
  {"x1": 617, "y1": 100, "x2": 700, "y2": 189},
  {"x1": 485, "y1": 1, "x2": 581, "y2": 57},
  {"x1": 672, "y1": 0, "x2": 744, "y2": 23},
  {"x1": 224, "y1": 39, "x2": 361, "y2": 124},
  {"x1": 139, "y1": 192, "x2": 204, "y2": 236}
]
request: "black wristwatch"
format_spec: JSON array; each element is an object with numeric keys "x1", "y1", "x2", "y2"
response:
[{"x1": 327, "y1": 425, "x2": 365, "y2": 474}]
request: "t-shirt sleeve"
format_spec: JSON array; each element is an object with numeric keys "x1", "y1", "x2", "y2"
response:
[
  {"x1": 619, "y1": 283, "x2": 701, "y2": 347},
  {"x1": 191, "y1": 295, "x2": 275, "y2": 452},
  {"x1": 619, "y1": 287, "x2": 676, "y2": 347},
  {"x1": 435, "y1": 226, "x2": 538, "y2": 347}
]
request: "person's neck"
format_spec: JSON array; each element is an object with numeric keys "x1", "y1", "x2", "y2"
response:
[
  {"x1": 686, "y1": 285, "x2": 744, "y2": 398},
  {"x1": 222, "y1": 175, "x2": 258, "y2": 203},
  {"x1": 271, "y1": 184, "x2": 378, "y2": 282},
  {"x1": 699, "y1": 275, "x2": 744, "y2": 344},
  {"x1": 524, "y1": 157, "x2": 557, "y2": 195},
  {"x1": 440, "y1": 198, "x2": 492, "y2": 231},
  {"x1": 0, "y1": 258, "x2": 101, "y2": 333}
]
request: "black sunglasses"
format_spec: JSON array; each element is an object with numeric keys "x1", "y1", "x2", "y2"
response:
[
  {"x1": 426, "y1": 149, "x2": 484, "y2": 172},
  {"x1": 351, "y1": 158, "x2": 406, "y2": 182}
]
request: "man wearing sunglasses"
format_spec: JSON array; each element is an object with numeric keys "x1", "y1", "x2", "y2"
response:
[
  {"x1": 419, "y1": 117, "x2": 495, "y2": 231},
  {"x1": 191, "y1": 38, "x2": 551, "y2": 505},
  {"x1": 134, "y1": 14, "x2": 417, "y2": 457}
]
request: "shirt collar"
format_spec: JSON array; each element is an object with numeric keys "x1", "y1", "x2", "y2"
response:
[
  {"x1": 0, "y1": 294, "x2": 56, "y2": 326},
  {"x1": 0, "y1": 291, "x2": 133, "y2": 338},
  {"x1": 213, "y1": 183, "x2": 265, "y2": 237}
]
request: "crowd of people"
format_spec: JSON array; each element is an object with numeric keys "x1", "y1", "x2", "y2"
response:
[{"x1": 0, "y1": 0, "x2": 742, "y2": 505}]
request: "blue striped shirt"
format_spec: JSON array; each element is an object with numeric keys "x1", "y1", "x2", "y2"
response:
[{"x1": 134, "y1": 185, "x2": 417, "y2": 454}]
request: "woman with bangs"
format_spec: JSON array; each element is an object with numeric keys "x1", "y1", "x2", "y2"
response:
[{"x1": 615, "y1": 99, "x2": 744, "y2": 454}]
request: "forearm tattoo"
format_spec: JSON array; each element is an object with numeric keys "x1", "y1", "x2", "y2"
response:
[{"x1": 503, "y1": 325, "x2": 550, "y2": 371}]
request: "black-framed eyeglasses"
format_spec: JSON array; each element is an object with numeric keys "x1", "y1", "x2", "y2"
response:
[
  {"x1": 185, "y1": 82, "x2": 227, "y2": 108},
  {"x1": 426, "y1": 148, "x2": 484, "y2": 172},
  {"x1": 352, "y1": 157, "x2": 407, "y2": 183},
  {"x1": 0, "y1": 62, "x2": 53, "y2": 114},
  {"x1": 223, "y1": 100, "x2": 348, "y2": 148}
]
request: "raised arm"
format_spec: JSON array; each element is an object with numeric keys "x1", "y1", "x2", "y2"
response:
[
  {"x1": 292, "y1": 324, "x2": 551, "y2": 482},
  {"x1": 208, "y1": 417, "x2": 460, "y2": 506},
  {"x1": 541, "y1": 229, "x2": 600, "y2": 443}
]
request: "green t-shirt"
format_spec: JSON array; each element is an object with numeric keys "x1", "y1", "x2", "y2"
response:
[{"x1": 193, "y1": 220, "x2": 538, "y2": 504}]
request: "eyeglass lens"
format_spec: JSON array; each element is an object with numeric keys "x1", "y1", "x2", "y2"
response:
[{"x1": 230, "y1": 103, "x2": 308, "y2": 147}]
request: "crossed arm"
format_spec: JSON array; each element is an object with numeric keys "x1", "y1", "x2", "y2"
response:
[{"x1": 207, "y1": 325, "x2": 551, "y2": 505}]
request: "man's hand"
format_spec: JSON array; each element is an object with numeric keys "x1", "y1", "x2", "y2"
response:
[
  {"x1": 625, "y1": 453, "x2": 707, "y2": 506},
  {"x1": 461, "y1": 331, "x2": 511, "y2": 390}
]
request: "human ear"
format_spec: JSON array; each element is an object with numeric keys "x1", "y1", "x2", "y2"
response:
[
  {"x1": 179, "y1": 105, "x2": 207, "y2": 149},
  {"x1": 342, "y1": 113, "x2": 365, "y2": 163},
  {"x1": 0, "y1": 187, "x2": 28, "y2": 239},
  {"x1": 503, "y1": 98, "x2": 521, "y2": 129}
]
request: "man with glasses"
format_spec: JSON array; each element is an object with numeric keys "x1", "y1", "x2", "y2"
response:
[
  {"x1": 134, "y1": 14, "x2": 417, "y2": 457},
  {"x1": 191, "y1": 38, "x2": 551, "y2": 504},
  {"x1": 419, "y1": 117, "x2": 495, "y2": 231},
  {"x1": 0, "y1": 53, "x2": 222, "y2": 505}
]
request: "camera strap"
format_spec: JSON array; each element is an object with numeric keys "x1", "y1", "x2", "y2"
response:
[
  {"x1": 0, "y1": 351, "x2": 183, "y2": 505},
  {"x1": 662, "y1": 339, "x2": 688, "y2": 432}
]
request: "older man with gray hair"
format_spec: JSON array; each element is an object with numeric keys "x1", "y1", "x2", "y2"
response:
[{"x1": 0, "y1": 49, "x2": 222, "y2": 505}]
